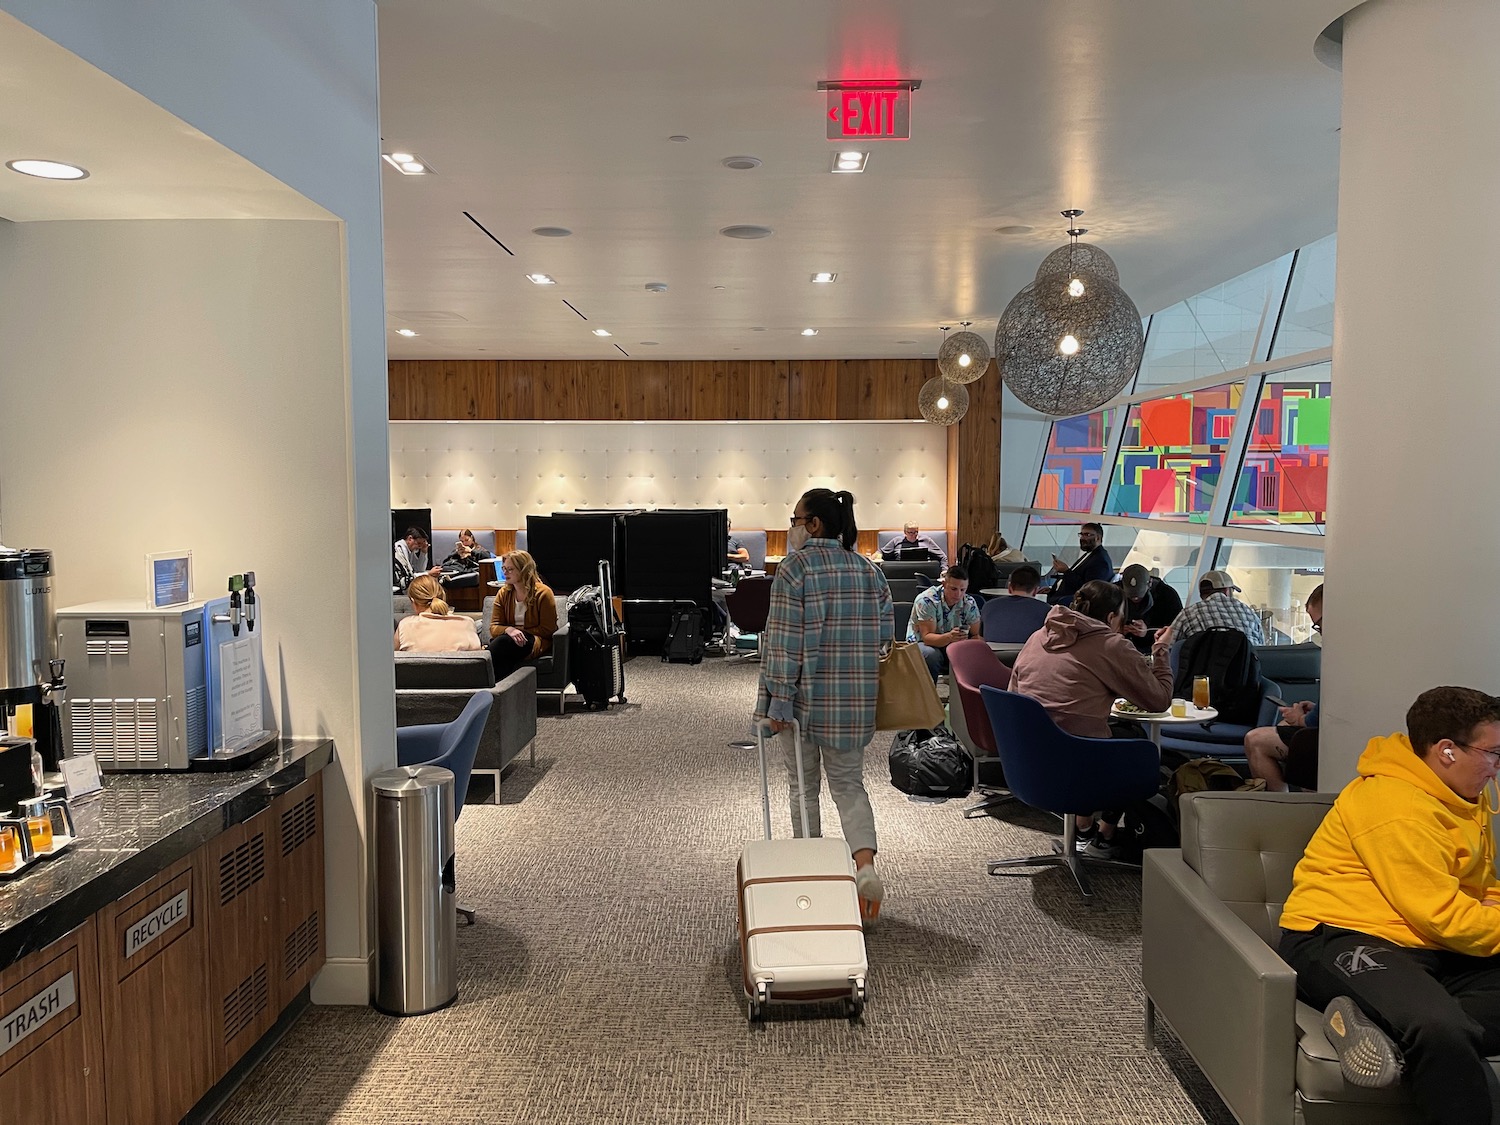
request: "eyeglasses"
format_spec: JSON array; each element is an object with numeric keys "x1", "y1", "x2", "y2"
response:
[
  {"x1": 1456, "y1": 743, "x2": 1500, "y2": 766},
  {"x1": 788, "y1": 515, "x2": 810, "y2": 526},
  {"x1": 1311, "y1": 621, "x2": 1323, "y2": 634}
]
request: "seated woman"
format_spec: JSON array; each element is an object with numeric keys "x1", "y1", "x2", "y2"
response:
[
  {"x1": 487, "y1": 550, "x2": 558, "y2": 680},
  {"x1": 1009, "y1": 579, "x2": 1174, "y2": 858},
  {"x1": 395, "y1": 575, "x2": 482, "y2": 652},
  {"x1": 438, "y1": 528, "x2": 492, "y2": 589}
]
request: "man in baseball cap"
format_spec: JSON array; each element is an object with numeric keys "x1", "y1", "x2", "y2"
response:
[
  {"x1": 1117, "y1": 563, "x2": 1184, "y2": 654},
  {"x1": 1170, "y1": 568, "x2": 1265, "y2": 646}
]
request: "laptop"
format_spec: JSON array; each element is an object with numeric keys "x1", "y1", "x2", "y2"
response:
[{"x1": 897, "y1": 545, "x2": 937, "y2": 562}]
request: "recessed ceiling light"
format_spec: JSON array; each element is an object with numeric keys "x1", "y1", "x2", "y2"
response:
[
  {"x1": 6, "y1": 159, "x2": 88, "y2": 180},
  {"x1": 532, "y1": 226, "x2": 572, "y2": 238},
  {"x1": 526, "y1": 274, "x2": 556, "y2": 285},
  {"x1": 381, "y1": 152, "x2": 433, "y2": 176},
  {"x1": 668, "y1": 135, "x2": 690, "y2": 143},
  {"x1": 831, "y1": 152, "x2": 867, "y2": 174},
  {"x1": 810, "y1": 272, "x2": 837, "y2": 284},
  {"x1": 995, "y1": 224, "x2": 1034, "y2": 235},
  {"x1": 640, "y1": 341, "x2": 660, "y2": 346},
  {"x1": 712, "y1": 285, "x2": 727, "y2": 291},
  {"x1": 644, "y1": 282, "x2": 669, "y2": 293},
  {"x1": 801, "y1": 328, "x2": 819, "y2": 336},
  {"x1": 719, "y1": 225, "x2": 774, "y2": 240},
  {"x1": 722, "y1": 155, "x2": 762, "y2": 170},
  {"x1": 394, "y1": 328, "x2": 418, "y2": 337},
  {"x1": 592, "y1": 329, "x2": 612, "y2": 337}
]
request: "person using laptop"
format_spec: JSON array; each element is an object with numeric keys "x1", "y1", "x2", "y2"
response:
[{"x1": 877, "y1": 523, "x2": 948, "y2": 569}]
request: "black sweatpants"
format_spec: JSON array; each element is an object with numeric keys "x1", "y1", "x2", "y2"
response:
[
  {"x1": 488, "y1": 632, "x2": 534, "y2": 682},
  {"x1": 1280, "y1": 925, "x2": 1500, "y2": 1125}
]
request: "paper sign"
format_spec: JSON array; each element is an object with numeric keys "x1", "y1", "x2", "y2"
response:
[
  {"x1": 60, "y1": 753, "x2": 102, "y2": 799},
  {"x1": 218, "y1": 635, "x2": 265, "y2": 749}
]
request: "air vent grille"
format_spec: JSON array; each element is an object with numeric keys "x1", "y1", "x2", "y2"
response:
[
  {"x1": 217, "y1": 832, "x2": 266, "y2": 907},
  {"x1": 280, "y1": 793, "x2": 318, "y2": 857},
  {"x1": 69, "y1": 698, "x2": 160, "y2": 766},
  {"x1": 85, "y1": 638, "x2": 129, "y2": 657},
  {"x1": 185, "y1": 684, "x2": 207, "y2": 756},
  {"x1": 222, "y1": 963, "x2": 269, "y2": 1043},
  {"x1": 284, "y1": 912, "x2": 320, "y2": 980}
]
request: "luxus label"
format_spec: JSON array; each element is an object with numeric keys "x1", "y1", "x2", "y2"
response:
[
  {"x1": 124, "y1": 888, "x2": 189, "y2": 959},
  {"x1": 0, "y1": 971, "x2": 76, "y2": 1057}
]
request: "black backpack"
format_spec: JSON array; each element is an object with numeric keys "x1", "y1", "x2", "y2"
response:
[
  {"x1": 662, "y1": 606, "x2": 706, "y2": 665},
  {"x1": 956, "y1": 543, "x2": 998, "y2": 591},
  {"x1": 887, "y1": 727, "x2": 973, "y2": 799},
  {"x1": 1173, "y1": 627, "x2": 1263, "y2": 726}
]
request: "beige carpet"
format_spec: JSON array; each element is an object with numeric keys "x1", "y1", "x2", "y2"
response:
[{"x1": 212, "y1": 656, "x2": 1232, "y2": 1125}]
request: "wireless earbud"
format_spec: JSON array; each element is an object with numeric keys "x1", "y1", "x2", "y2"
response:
[{"x1": 1443, "y1": 747, "x2": 1457, "y2": 762}]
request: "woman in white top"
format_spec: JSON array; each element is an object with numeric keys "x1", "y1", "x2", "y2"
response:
[{"x1": 395, "y1": 575, "x2": 482, "y2": 652}]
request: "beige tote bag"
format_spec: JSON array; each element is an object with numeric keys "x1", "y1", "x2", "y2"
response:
[{"x1": 875, "y1": 642, "x2": 946, "y2": 732}]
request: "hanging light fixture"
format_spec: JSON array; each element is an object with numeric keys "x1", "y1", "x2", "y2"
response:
[
  {"x1": 937, "y1": 321, "x2": 991, "y2": 384},
  {"x1": 918, "y1": 373, "x2": 969, "y2": 426},
  {"x1": 993, "y1": 210, "x2": 1143, "y2": 417}
]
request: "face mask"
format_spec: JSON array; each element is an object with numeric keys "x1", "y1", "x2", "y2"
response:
[{"x1": 787, "y1": 524, "x2": 810, "y2": 553}]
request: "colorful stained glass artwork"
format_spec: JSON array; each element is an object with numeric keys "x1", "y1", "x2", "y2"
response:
[
  {"x1": 1229, "y1": 378, "x2": 1330, "y2": 531},
  {"x1": 1103, "y1": 383, "x2": 1241, "y2": 523},
  {"x1": 1032, "y1": 407, "x2": 1112, "y2": 516}
]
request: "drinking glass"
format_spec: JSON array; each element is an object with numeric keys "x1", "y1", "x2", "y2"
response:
[
  {"x1": 0, "y1": 826, "x2": 16, "y2": 870},
  {"x1": 1193, "y1": 676, "x2": 1211, "y2": 710},
  {"x1": 26, "y1": 815, "x2": 52, "y2": 852}
]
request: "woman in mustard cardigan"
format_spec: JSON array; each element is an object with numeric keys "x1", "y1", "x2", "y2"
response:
[{"x1": 487, "y1": 550, "x2": 558, "y2": 680}]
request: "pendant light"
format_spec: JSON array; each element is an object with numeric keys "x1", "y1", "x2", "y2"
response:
[{"x1": 937, "y1": 321, "x2": 991, "y2": 385}]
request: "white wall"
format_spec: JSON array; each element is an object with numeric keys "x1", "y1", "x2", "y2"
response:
[
  {"x1": 391, "y1": 421, "x2": 948, "y2": 533},
  {"x1": 0, "y1": 0, "x2": 387, "y2": 1005}
]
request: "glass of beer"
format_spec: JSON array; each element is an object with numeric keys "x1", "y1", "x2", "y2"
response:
[{"x1": 1193, "y1": 675, "x2": 1211, "y2": 710}]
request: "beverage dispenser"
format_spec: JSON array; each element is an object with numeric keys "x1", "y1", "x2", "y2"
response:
[{"x1": 0, "y1": 549, "x2": 65, "y2": 771}]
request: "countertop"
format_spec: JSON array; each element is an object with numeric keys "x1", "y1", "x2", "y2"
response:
[{"x1": 0, "y1": 738, "x2": 335, "y2": 967}]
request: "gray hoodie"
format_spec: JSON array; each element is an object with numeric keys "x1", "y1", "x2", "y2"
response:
[{"x1": 1010, "y1": 605, "x2": 1172, "y2": 738}]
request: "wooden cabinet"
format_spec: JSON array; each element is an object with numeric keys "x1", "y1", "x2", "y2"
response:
[
  {"x1": 0, "y1": 919, "x2": 105, "y2": 1124},
  {"x1": 97, "y1": 854, "x2": 214, "y2": 1125},
  {"x1": 204, "y1": 806, "x2": 279, "y2": 1075},
  {"x1": 273, "y1": 773, "x2": 325, "y2": 1009}
]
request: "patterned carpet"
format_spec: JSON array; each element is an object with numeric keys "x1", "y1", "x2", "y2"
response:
[{"x1": 211, "y1": 656, "x2": 1233, "y2": 1125}]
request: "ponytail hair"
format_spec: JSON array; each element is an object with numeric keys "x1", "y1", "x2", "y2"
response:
[
  {"x1": 406, "y1": 575, "x2": 451, "y2": 616},
  {"x1": 799, "y1": 487, "x2": 859, "y2": 550}
]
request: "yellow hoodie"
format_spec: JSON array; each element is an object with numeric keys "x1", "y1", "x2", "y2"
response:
[{"x1": 1280, "y1": 731, "x2": 1500, "y2": 956}]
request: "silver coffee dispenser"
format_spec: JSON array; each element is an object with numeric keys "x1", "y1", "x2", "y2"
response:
[{"x1": 0, "y1": 549, "x2": 65, "y2": 773}]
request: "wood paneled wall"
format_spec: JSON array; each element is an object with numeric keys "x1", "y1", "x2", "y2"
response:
[{"x1": 388, "y1": 359, "x2": 1001, "y2": 549}]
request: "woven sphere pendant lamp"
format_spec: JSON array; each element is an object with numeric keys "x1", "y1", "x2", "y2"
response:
[
  {"x1": 918, "y1": 375, "x2": 969, "y2": 426},
  {"x1": 994, "y1": 210, "x2": 1143, "y2": 417},
  {"x1": 937, "y1": 322, "x2": 991, "y2": 385}
]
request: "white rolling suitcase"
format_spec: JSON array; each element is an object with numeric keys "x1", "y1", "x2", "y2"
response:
[{"x1": 737, "y1": 719, "x2": 869, "y2": 1023}]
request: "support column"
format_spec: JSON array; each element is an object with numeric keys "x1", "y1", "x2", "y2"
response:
[{"x1": 1322, "y1": 0, "x2": 1500, "y2": 784}]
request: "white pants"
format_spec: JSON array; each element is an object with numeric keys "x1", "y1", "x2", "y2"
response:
[{"x1": 782, "y1": 732, "x2": 877, "y2": 856}]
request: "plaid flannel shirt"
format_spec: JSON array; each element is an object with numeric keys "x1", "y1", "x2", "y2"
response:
[
  {"x1": 756, "y1": 540, "x2": 895, "y2": 751},
  {"x1": 1171, "y1": 592, "x2": 1265, "y2": 646}
]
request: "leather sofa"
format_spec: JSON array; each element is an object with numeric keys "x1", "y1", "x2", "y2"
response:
[
  {"x1": 394, "y1": 651, "x2": 538, "y2": 801},
  {"x1": 1142, "y1": 789, "x2": 1500, "y2": 1124}
]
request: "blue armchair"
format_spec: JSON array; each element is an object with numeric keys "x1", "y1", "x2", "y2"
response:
[
  {"x1": 396, "y1": 691, "x2": 492, "y2": 923},
  {"x1": 980, "y1": 686, "x2": 1160, "y2": 898}
]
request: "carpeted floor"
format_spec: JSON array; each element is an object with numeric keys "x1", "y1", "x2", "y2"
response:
[{"x1": 211, "y1": 656, "x2": 1232, "y2": 1125}]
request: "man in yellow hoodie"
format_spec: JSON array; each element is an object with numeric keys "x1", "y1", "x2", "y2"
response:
[{"x1": 1280, "y1": 686, "x2": 1500, "y2": 1123}]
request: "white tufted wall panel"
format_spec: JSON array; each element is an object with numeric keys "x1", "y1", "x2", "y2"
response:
[{"x1": 390, "y1": 421, "x2": 949, "y2": 531}]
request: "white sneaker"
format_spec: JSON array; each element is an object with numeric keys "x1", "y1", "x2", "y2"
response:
[{"x1": 855, "y1": 865, "x2": 883, "y2": 928}]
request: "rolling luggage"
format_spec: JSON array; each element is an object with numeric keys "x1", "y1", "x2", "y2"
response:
[
  {"x1": 569, "y1": 561, "x2": 626, "y2": 710},
  {"x1": 737, "y1": 719, "x2": 869, "y2": 1023}
]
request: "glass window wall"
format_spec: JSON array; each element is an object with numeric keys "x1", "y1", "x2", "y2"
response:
[
  {"x1": 1032, "y1": 408, "x2": 1114, "y2": 514},
  {"x1": 1104, "y1": 382, "x2": 1243, "y2": 522},
  {"x1": 1228, "y1": 365, "x2": 1330, "y2": 533},
  {"x1": 1269, "y1": 234, "x2": 1336, "y2": 358},
  {"x1": 1213, "y1": 539, "x2": 1325, "y2": 645}
]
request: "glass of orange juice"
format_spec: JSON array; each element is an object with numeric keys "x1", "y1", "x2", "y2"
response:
[
  {"x1": 26, "y1": 815, "x2": 52, "y2": 852},
  {"x1": 0, "y1": 826, "x2": 16, "y2": 869},
  {"x1": 1193, "y1": 676, "x2": 1212, "y2": 710}
]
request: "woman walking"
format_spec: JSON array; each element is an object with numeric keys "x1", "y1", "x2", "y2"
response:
[{"x1": 756, "y1": 488, "x2": 894, "y2": 923}]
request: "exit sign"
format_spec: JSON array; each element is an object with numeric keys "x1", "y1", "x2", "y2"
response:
[{"x1": 820, "y1": 80, "x2": 919, "y2": 140}]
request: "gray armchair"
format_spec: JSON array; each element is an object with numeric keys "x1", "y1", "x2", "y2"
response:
[
  {"x1": 1142, "y1": 789, "x2": 1500, "y2": 1124},
  {"x1": 481, "y1": 595, "x2": 571, "y2": 713},
  {"x1": 394, "y1": 652, "x2": 538, "y2": 801}
]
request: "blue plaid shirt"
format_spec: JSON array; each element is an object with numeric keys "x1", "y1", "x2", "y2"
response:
[
  {"x1": 1171, "y1": 593, "x2": 1266, "y2": 646},
  {"x1": 756, "y1": 539, "x2": 895, "y2": 751}
]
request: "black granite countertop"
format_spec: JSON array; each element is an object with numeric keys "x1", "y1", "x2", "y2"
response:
[{"x1": 0, "y1": 738, "x2": 335, "y2": 967}]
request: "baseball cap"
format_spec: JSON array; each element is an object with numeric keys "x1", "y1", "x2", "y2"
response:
[
  {"x1": 1201, "y1": 569, "x2": 1241, "y2": 592},
  {"x1": 1120, "y1": 564, "x2": 1151, "y2": 598}
]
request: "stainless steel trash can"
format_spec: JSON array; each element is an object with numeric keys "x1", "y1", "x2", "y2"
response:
[{"x1": 373, "y1": 764, "x2": 457, "y2": 1015}]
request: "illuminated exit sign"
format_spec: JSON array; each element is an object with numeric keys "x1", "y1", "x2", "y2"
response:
[{"x1": 819, "y1": 80, "x2": 920, "y2": 140}]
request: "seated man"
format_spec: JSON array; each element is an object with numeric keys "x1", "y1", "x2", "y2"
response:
[
  {"x1": 394, "y1": 527, "x2": 441, "y2": 591},
  {"x1": 1245, "y1": 583, "x2": 1324, "y2": 790},
  {"x1": 979, "y1": 564, "x2": 1050, "y2": 642},
  {"x1": 1117, "y1": 563, "x2": 1184, "y2": 655},
  {"x1": 878, "y1": 523, "x2": 948, "y2": 569},
  {"x1": 908, "y1": 564, "x2": 981, "y2": 680},
  {"x1": 1169, "y1": 569, "x2": 1265, "y2": 646},
  {"x1": 1045, "y1": 522, "x2": 1113, "y2": 606},
  {"x1": 1279, "y1": 686, "x2": 1500, "y2": 1121},
  {"x1": 726, "y1": 517, "x2": 750, "y2": 567}
]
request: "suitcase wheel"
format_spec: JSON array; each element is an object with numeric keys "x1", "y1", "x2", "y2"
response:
[
  {"x1": 747, "y1": 981, "x2": 770, "y2": 1025},
  {"x1": 846, "y1": 978, "x2": 867, "y2": 1022}
]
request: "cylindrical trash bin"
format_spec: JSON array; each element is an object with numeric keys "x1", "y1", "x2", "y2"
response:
[{"x1": 373, "y1": 764, "x2": 457, "y2": 1016}]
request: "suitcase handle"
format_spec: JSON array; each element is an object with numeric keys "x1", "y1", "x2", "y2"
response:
[{"x1": 755, "y1": 719, "x2": 809, "y2": 841}]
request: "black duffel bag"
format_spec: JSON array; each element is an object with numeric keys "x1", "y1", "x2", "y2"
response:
[{"x1": 888, "y1": 727, "x2": 973, "y2": 799}]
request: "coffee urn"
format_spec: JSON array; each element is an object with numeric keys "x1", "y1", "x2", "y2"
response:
[{"x1": 0, "y1": 549, "x2": 65, "y2": 770}]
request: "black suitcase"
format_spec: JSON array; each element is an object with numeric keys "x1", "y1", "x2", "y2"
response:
[
  {"x1": 662, "y1": 605, "x2": 706, "y2": 665},
  {"x1": 571, "y1": 561, "x2": 626, "y2": 710}
]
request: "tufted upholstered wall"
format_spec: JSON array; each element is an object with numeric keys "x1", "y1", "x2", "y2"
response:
[{"x1": 390, "y1": 420, "x2": 949, "y2": 533}]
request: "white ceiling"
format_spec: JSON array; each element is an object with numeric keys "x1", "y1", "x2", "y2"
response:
[
  {"x1": 0, "y1": 11, "x2": 327, "y2": 223},
  {"x1": 376, "y1": 0, "x2": 1348, "y2": 362}
]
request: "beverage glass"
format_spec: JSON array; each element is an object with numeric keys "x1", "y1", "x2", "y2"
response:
[
  {"x1": 1170, "y1": 698, "x2": 1188, "y2": 719},
  {"x1": 26, "y1": 815, "x2": 52, "y2": 852},
  {"x1": 0, "y1": 826, "x2": 16, "y2": 870},
  {"x1": 1193, "y1": 676, "x2": 1211, "y2": 710}
]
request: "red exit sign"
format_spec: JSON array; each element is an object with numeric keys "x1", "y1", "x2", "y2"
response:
[{"x1": 820, "y1": 80, "x2": 919, "y2": 140}]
